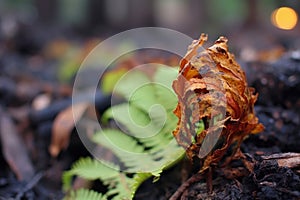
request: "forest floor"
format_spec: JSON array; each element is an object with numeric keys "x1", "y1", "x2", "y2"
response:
[{"x1": 0, "y1": 26, "x2": 300, "y2": 199}]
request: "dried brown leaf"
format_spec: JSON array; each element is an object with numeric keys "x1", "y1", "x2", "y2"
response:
[
  {"x1": 0, "y1": 109, "x2": 34, "y2": 181},
  {"x1": 49, "y1": 102, "x2": 89, "y2": 157},
  {"x1": 172, "y1": 34, "x2": 264, "y2": 172}
]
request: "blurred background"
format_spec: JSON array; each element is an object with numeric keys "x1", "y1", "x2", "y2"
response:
[
  {"x1": 0, "y1": 0, "x2": 299, "y2": 45},
  {"x1": 1, "y1": 0, "x2": 299, "y2": 85},
  {"x1": 0, "y1": 0, "x2": 299, "y2": 84}
]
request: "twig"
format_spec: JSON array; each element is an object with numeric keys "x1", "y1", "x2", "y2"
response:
[
  {"x1": 207, "y1": 167, "x2": 213, "y2": 194},
  {"x1": 15, "y1": 171, "x2": 44, "y2": 200},
  {"x1": 169, "y1": 173, "x2": 203, "y2": 200},
  {"x1": 261, "y1": 152, "x2": 300, "y2": 168}
]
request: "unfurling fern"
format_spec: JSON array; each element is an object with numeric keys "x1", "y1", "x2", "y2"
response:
[{"x1": 63, "y1": 65, "x2": 191, "y2": 199}]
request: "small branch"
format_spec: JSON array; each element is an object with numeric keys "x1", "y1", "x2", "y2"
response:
[
  {"x1": 15, "y1": 171, "x2": 44, "y2": 200},
  {"x1": 261, "y1": 152, "x2": 300, "y2": 169},
  {"x1": 169, "y1": 173, "x2": 203, "y2": 200}
]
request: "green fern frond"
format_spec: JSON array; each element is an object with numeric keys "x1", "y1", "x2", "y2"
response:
[
  {"x1": 92, "y1": 129, "x2": 144, "y2": 154},
  {"x1": 112, "y1": 70, "x2": 153, "y2": 101},
  {"x1": 92, "y1": 127, "x2": 185, "y2": 175},
  {"x1": 130, "y1": 173, "x2": 152, "y2": 197},
  {"x1": 103, "y1": 173, "x2": 133, "y2": 200},
  {"x1": 101, "y1": 104, "x2": 165, "y2": 139},
  {"x1": 64, "y1": 189, "x2": 106, "y2": 200},
  {"x1": 92, "y1": 129, "x2": 156, "y2": 173},
  {"x1": 63, "y1": 157, "x2": 133, "y2": 200},
  {"x1": 63, "y1": 65, "x2": 191, "y2": 200},
  {"x1": 62, "y1": 157, "x2": 120, "y2": 191},
  {"x1": 95, "y1": 65, "x2": 185, "y2": 187}
]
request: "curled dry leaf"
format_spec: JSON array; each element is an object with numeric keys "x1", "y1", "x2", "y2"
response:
[
  {"x1": 49, "y1": 102, "x2": 89, "y2": 157},
  {"x1": 172, "y1": 34, "x2": 264, "y2": 173}
]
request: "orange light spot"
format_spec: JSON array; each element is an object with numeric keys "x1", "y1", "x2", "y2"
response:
[{"x1": 271, "y1": 7, "x2": 298, "y2": 30}]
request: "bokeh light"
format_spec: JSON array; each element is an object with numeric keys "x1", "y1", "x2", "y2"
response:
[{"x1": 271, "y1": 7, "x2": 298, "y2": 30}]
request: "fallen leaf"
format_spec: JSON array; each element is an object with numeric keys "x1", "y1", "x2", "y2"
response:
[
  {"x1": 0, "y1": 108, "x2": 34, "y2": 181},
  {"x1": 49, "y1": 102, "x2": 89, "y2": 157},
  {"x1": 172, "y1": 34, "x2": 264, "y2": 172}
]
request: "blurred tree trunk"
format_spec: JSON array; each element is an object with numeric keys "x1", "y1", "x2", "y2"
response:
[
  {"x1": 243, "y1": 0, "x2": 258, "y2": 29},
  {"x1": 104, "y1": 0, "x2": 154, "y2": 29},
  {"x1": 88, "y1": 0, "x2": 106, "y2": 28},
  {"x1": 187, "y1": 0, "x2": 207, "y2": 36},
  {"x1": 35, "y1": 0, "x2": 58, "y2": 24},
  {"x1": 127, "y1": 0, "x2": 154, "y2": 27}
]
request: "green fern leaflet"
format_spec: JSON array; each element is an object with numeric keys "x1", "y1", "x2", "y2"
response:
[{"x1": 63, "y1": 65, "x2": 191, "y2": 199}]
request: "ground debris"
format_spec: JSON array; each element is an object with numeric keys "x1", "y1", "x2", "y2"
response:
[
  {"x1": 171, "y1": 155, "x2": 300, "y2": 200},
  {"x1": 261, "y1": 152, "x2": 300, "y2": 169},
  {"x1": 0, "y1": 107, "x2": 34, "y2": 181}
]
